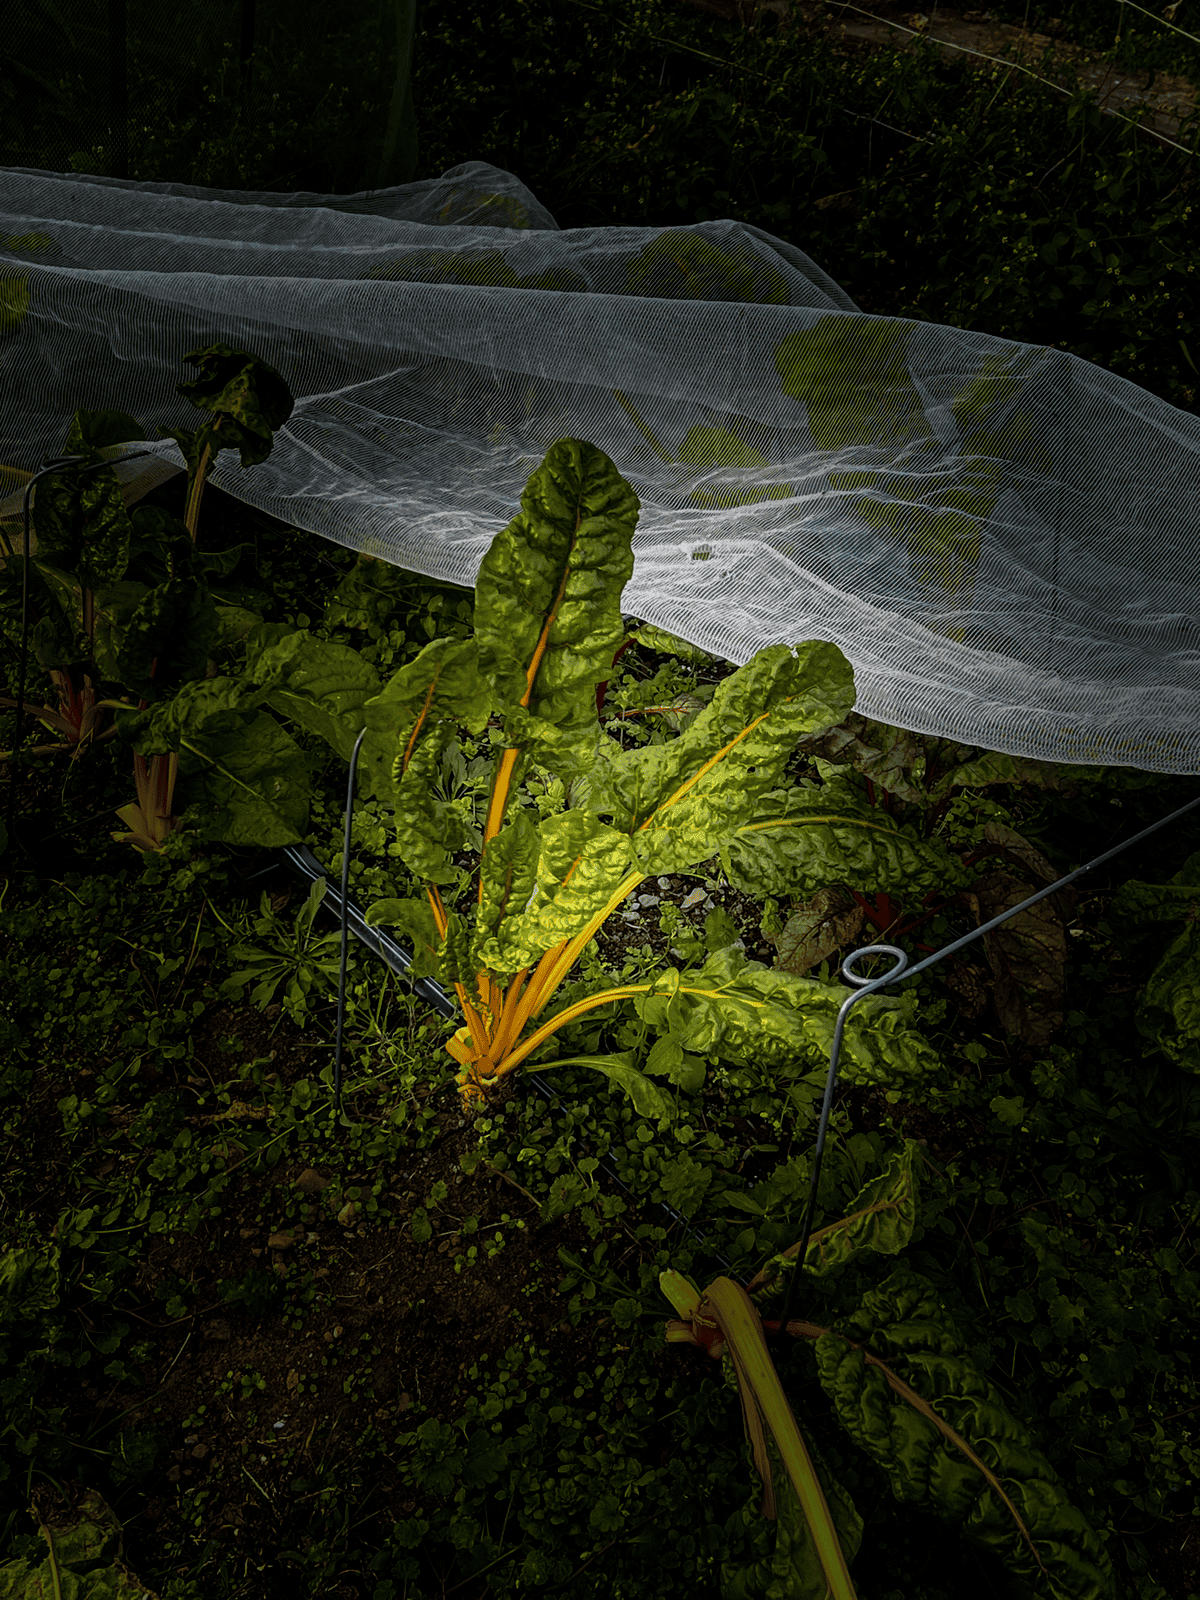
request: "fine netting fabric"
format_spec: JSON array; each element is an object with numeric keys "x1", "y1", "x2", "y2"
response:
[{"x1": 2, "y1": 159, "x2": 1199, "y2": 773}]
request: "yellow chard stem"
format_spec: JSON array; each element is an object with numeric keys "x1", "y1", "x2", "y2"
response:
[
  {"x1": 481, "y1": 551, "x2": 570, "y2": 853},
  {"x1": 492, "y1": 979, "x2": 736, "y2": 1083},
  {"x1": 491, "y1": 983, "x2": 653, "y2": 1081},
  {"x1": 183, "y1": 417, "x2": 222, "y2": 542},
  {"x1": 455, "y1": 990, "x2": 492, "y2": 1060},
  {"x1": 481, "y1": 745, "x2": 522, "y2": 852},
  {"x1": 485, "y1": 715, "x2": 780, "y2": 1068},
  {"x1": 701, "y1": 1278, "x2": 859, "y2": 1599},
  {"x1": 482, "y1": 707, "x2": 787, "y2": 1065},
  {"x1": 489, "y1": 940, "x2": 570, "y2": 1061},
  {"x1": 484, "y1": 964, "x2": 538, "y2": 1063},
  {"x1": 554, "y1": 869, "x2": 645, "y2": 984},
  {"x1": 426, "y1": 883, "x2": 448, "y2": 939},
  {"x1": 505, "y1": 867, "x2": 646, "y2": 1052},
  {"x1": 420, "y1": 880, "x2": 490, "y2": 1061}
]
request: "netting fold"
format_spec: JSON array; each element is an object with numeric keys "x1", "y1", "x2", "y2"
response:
[{"x1": 3, "y1": 159, "x2": 1198, "y2": 772}]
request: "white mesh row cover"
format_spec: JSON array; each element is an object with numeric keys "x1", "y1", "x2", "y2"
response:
[{"x1": 2, "y1": 160, "x2": 1199, "y2": 774}]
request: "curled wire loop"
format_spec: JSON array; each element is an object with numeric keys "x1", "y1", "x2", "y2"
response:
[{"x1": 770, "y1": 785, "x2": 1200, "y2": 1339}]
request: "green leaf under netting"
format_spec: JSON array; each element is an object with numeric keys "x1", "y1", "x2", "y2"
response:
[
  {"x1": 816, "y1": 1263, "x2": 1117, "y2": 1600},
  {"x1": 721, "y1": 773, "x2": 977, "y2": 904},
  {"x1": 678, "y1": 424, "x2": 795, "y2": 510},
  {"x1": 359, "y1": 244, "x2": 587, "y2": 291},
  {"x1": 578, "y1": 641, "x2": 855, "y2": 878},
  {"x1": 624, "y1": 229, "x2": 792, "y2": 307},
  {"x1": 361, "y1": 635, "x2": 494, "y2": 884},
  {"x1": 472, "y1": 436, "x2": 639, "y2": 782}
]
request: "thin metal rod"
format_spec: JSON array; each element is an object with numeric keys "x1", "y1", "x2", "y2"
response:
[
  {"x1": 240, "y1": 0, "x2": 257, "y2": 103},
  {"x1": 108, "y1": 0, "x2": 128, "y2": 180},
  {"x1": 769, "y1": 783, "x2": 1200, "y2": 1341},
  {"x1": 332, "y1": 726, "x2": 368, "y2": 1121}
]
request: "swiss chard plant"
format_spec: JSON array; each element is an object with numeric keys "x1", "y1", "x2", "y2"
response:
[
  {"x1": 0, "y1": 341, "x2": 294, "y2": 852},
  {"x1": 660, "y1": 1139, "x2": 1119, "y2": 1600},
  {"x1": 354, "y1": 435, "x2": 942, "y2": 1114}
]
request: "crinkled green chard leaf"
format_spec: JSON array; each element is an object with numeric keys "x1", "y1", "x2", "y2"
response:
[
  {"x1": 159, "y1": 341, "x2": 294, "y2": 473},
  {"x1": 795, "y1": 710, "x2": 1081, "y2": 810},
  {"x1": 0, "y1": 1485, "x2": 153, "y2": 1600},
  {"x1": 578, "y1": 640, "x2": 855, "y2": 878},
  {"x1": 360, "y1": 635, "x2": 494, "y2": 885},
  {"x1": 239, "y1": 621, "x2": 394, "y2": 800},
  {"x1": 1133, "y1": 924, "x2": 1200, "y2": 1077},
  {"x1": 635, "y1": 945, "x2": 942, "y2": 1087},
  {"x1": 746, "y1": 1139, "x2": 923, "y2": 1301},
  {"x1": 722, "y1": 768, "x2": 977, "y2": 903},
  {"x1": 480, "y1": 808, "x2": 637, "y2": 975},
  {"x1": 792, "y1": 712, "x2": 932, "y2": 806},
  {"x1": 31, "y1": 408, "x2": 146, "y2": 590},
  {"x1": 30, "y1": 523, "x2": 193, "y2": 685},
  {"x1": 630, "y1": 620, "x2": 718, "y2": 663},
  {"x1": 471, "y1": 807, "x2": 540, "y2": 977},
  {"x1": 113, "y1": 675, "x2": 319, "y2": 848},
  {"x1": 472, "y1": 436, "x2": 639, "y2": 792},
  {"x1": 816, "y1": 1262, "x2": 1118, "y2": 1600}
]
